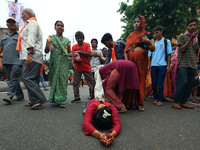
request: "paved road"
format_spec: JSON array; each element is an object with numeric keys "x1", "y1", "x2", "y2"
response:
[{"x1": 0, "y1": 85, "x2": 200, "y2": 150}]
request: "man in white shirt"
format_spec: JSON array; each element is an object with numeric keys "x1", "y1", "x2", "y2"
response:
[
  {"x1": 90, "y1": 38, "x2": 104, "y2": 75},
  {"x1": 17, "y1": 8, "x2": 47, "y2": 110}
]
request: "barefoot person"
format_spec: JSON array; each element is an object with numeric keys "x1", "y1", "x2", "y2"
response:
[{"x1": 172, "y1": 18, "x2": 199, "y2": 109}]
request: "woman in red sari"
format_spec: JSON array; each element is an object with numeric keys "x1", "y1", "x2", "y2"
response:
[{"x1": 124, "y1": 16, "x2": 155, "y2": 111}]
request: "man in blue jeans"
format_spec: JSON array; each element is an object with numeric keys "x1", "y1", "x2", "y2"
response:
[
  {"x1": 172, "y1": 18, "x2": 199, "y2": 109},
  {"x1": 148, "y1": 25, "x2": 172, "y2": 106}
]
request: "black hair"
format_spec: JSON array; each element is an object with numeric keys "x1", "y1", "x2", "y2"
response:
[
  {"x1": 101, "y1": 33, "x2": 113, "y2": 44},
  {"x1": 135, "y1": 15, "x2": 141, "y2": 20},
  {"x1": 93, "y1": 106, "x2": 113, "y2": 130},
  {"x1": 91, "y1": 38, "x2": 98, "y2": 44},
  {"x1": 187, "y1": 18, "x2": 197, "y2": 26},
  {"x1": 75, "y1": 31, "x2": 84, "y2": 39},
  {"x1": 55, "y1": 20, "x2": 64, "y2": 27},
  {"x1": 102, "y1": 47, "x2": 107, "y2": 51},
  {"x1": 153, "y1": 25, "x2": 163, "y2": 32}
]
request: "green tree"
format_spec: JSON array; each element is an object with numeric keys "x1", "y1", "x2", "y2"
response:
[{"x1": 118, "y1": 0, "x2": 200, "y2": 40}]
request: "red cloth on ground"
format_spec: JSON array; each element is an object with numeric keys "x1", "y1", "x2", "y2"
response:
[
  {"x1": 82, "y1": 99, "x2": 121, "y2": 135},
  {"x1": 71, "y1": 42, "x2": 91, "y2": 71},
  {"x1": 105, "y1": 69, "x2": 124, "y2": 109},
  {"x1": 99, "y1": 60, "x2": 139, "y2": 92}
]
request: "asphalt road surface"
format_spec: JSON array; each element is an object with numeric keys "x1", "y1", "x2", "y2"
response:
[{"x1": 0, "y1": 85, "x2": 200, "y2": 150}]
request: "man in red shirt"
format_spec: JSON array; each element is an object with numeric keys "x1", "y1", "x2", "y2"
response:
[{"x1": 71, "y1": 31, "x2": 95, "y2": 103}]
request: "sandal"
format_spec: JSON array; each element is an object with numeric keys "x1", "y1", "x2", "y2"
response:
[
  {"x1": 31, "y1": 103, "x2": 42, "y2": 110},
  {"x1": 156, "y1": 101, "x2": 163, "y2": 106},
  {"x1": 180, "y1": 104, "x2": 194, "y2": 109},
  {"x1": 24, "y1": 103, "x2": 32, "y2": 107},
  {"x1": 171, "y1": 103, "x2": 182, "y2": 109},
  {"x1": 136, "y1": 106, "x2": 144, "y2": 111},
  {"x1": 152, "y1": 100, "x2": 158, "y2": 104},
  {"x1": 192, "y1": 100, "x2": 199, "y2": 103},
  {"x1": 59, "y1": 104, "x2": 66, "y2": 108},
  {"x1": 118, "y1": 106, "x2": 127, "y2": 113}
]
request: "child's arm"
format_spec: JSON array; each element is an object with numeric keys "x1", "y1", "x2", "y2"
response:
[{"x1": 195, "y1": 72, "x2": 200, "y2": 80}]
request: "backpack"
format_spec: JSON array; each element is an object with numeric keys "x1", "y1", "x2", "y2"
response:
[{"x1": 151, "y1": 38, "x2": 168, "y2": 61}]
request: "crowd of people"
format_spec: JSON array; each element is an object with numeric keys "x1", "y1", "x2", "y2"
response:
[{"x1": 0, "y1": 8, "x2": 199, "y2": 146}]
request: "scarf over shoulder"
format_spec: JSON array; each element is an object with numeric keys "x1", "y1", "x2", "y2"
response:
[{"x1": 124, "y1": 15, "x2": 147, "y2": 52}]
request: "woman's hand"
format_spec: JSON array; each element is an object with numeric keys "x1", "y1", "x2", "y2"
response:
[
  {"x1": 139, "y1": 35, "x2": 149, "y2": 43},
  {"x1": 49, "y1": 44, "x2": 55, "y2": 52},
  {"x1": 100, "y1": 133, "x2": 111, "y2": 147}
]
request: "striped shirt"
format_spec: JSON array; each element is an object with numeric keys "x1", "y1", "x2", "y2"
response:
[{"x1": 177, "y1": 34, "x2": 199, "y2": 69}]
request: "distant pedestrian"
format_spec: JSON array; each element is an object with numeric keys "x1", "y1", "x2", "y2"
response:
[
  {"x1": 89, "y1": 38, "x2": 104, "y2": 97},
  {"x1": 90, "y1": 38, "x2": 104, "y2": 75},
  {"x1": 172, "y1": 18, "x2": 199, "y2": 109},
  {"x1": 148, "y1": 25, "x2": 172, "y2": 106},
  {"x1": 71, "y1": 31, "x2": 95, "y2": 103},
  {"x1": 101, "y1": 33, "x2": 125, "y2": 64},
  {"x1": 17, "y1": 8, "x2": 47, "y2": 110},
  {"x1": 102, "y1": 47, "x2": 107, "y2": 64},
  {"x1": 40, "y1": 63, "x2": 48, "y2": 91},
  {"x1": 187, "y1": 65, "x2": 200, "y2": 103},
  {"x1": 0, "y1": 17, "x2": 24, "y2": 104}
]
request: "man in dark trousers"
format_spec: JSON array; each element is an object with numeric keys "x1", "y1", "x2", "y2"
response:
[{"x1": 0, "y1": 17, "x2": 24, "y2": 104}]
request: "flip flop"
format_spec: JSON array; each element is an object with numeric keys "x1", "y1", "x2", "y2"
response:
[
  {"x1": 31, "y1": 103, "x2": 42, "y2": 110},
  {"x1": 24, "y1": 103, "x2": 33, "y2": 107},
  {"x1": 171, "y1": 104, "x2": 182, "y2": 109},
  {"x1": 136, "y1": 106, "x2": 144, "y2": 111},
  {"x1": 59, "y1": 104, "x2": 66, "y2": 108},
  {"x1": 156, "y1": 101, "x2": 163, "y2": 106},
  {"x1": 180, "y1": 104, "x2": 194, "y2": 109},
  {"x1": 152, "y1": 100, "x2": 158, "y2": 104},
  {"x1": 192, "y1": 100, "x2": 199, "y2": 103}
]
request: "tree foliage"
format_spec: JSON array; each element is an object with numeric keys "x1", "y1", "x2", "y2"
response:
[{"x1": 118, "y1": 0, "x2": 200, "y2": 40}]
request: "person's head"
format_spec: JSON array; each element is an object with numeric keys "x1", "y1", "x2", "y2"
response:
[
  {"x1": 6, "y1": 17, "x2": 18, "y2": 32},
  {"x1": 101, "y1": 33, "x2": 113, "y2": 49},
  {"x1": 134, "y1": 15, "x2": 145, "y2": 31},
  {"x1": 186, "y1": 18, "x2": 198, "y2": 33},
  {"x1": 93, "y1": 106, "x2": 113, "y2": 129},
  {"x1": 21, "y1": 8, "x2": 35, "y2": 22},
  {"x1": 75, "y1": 31, "x2": 84, "y2": 46},
  {"x1": 153, "y1": 25, "x2": 163, "y2": 39},
  {"x1": 11, "y1": 13, "x2": 16, "y2": 18},
  {"x1": 91, "y1": 38, "x2": 98, "y2": 49},
  {"x1": 102, "y1": 47, "x2": 107, "y2": 57},
  {"x1": 54, "y1": 20, "x2": 64, "y2": 35}
]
